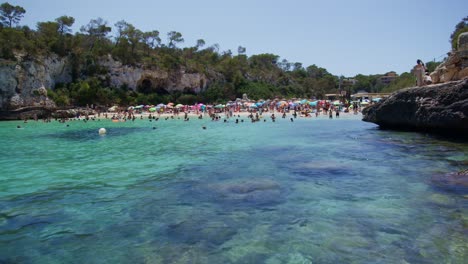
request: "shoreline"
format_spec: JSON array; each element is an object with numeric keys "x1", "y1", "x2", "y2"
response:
[{"x1": 9, "y1": 110, "x2": 363, "y2": 126}]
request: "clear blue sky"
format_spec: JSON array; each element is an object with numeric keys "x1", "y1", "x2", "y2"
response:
[{"x1": 11, "y1": 0, "x2": 468, "y2": 77}]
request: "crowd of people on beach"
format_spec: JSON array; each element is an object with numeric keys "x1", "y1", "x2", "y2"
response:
[{"x1": 17, "y1": 98, "x2": 366, "y2": 128}]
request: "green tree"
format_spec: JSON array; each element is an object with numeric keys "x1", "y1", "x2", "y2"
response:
[
  {"x1": 278, "y1": 59, "x2": 291, "y2": 71},
  {"x1": 113, "y1": 21, "x2": 142, "y2": 56},
  {"x1": 0, "y1": 27, "x2": 26, "y2": 59},
  {"x1": 306, "y1": 64, "x2": 329, "y2": 78},
  {"x1": 195, "y1": 39, "x2": 205, "y2": 50},
  {"x1": 142, "y1": 30, "x2": 161, "y2": 54},
  {"x1": 123, "y1": 23, "x2": 142, "y2": 56},
  {"x1": 450, "y1": 16, "x2": 468, "y2": 50},
  {"x1": 167, "y1": 31, "x2": 184, "y2": 48},
  {"x1": 114, "y1": 20, "x2": 127, "y2": 46},
  {"x1": 0, "y1": 2, "x2": 25, "y2": 28},
  {"x1": 80, "y1": 17, "x2": 112, "y2": 55},
  {"x1": 36, "y1": 21, "x2": 60, "y2": 53},
  {"x1": 237, "y1": 46, "x2": 246, "y2": 55},
  {"x1": 177, "y1": 94, "x2": 199, "y2": 105},
  {"x1": 55, "y1": 15, "x2": 74, "y2": 35},
  {"x1": 382, "y1": 72, "x2": 415, "y2": 92}
]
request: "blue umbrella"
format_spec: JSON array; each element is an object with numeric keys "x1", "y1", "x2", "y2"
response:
[{"x1": 309, "y1": 101, "x2": 318, "y2": 106}]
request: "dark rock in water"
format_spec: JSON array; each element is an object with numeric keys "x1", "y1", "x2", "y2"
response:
[
  {"x1": 431, "y1": 169, "x2": 468, "y2": 193},
  {"x1": 0, "y1": 106, "x2": 56, "y2": 120},
  {"x1": 166, "y1": 219, "x2": 237, "y2": 246},
  {"x1": 219, "y1": 179, "x2": 280, "y2": 194},
  {"x1": 362, "y1": 79, "x2": 468, "y2": 137},
  {"x1": 52, "y1": 108, "x2": 96, "y2": 118},
  {"x1": 186, "y1": 179, "x2": 285, "y2": 208},
  {"x1": 206, "y1": 179, "x2": 284, "y2": 206},
  {"x1": 44, "y1": 127, "x2": 144, "y2": 141}
]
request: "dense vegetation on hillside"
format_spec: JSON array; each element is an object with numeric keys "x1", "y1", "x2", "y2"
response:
[{"x1": 0, "y1": 2, "x2": 453, "y2": 107}]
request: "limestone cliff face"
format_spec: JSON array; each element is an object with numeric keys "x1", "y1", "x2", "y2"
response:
[
  {"x1": 0, "y1": 54, "x2": 209, "y2": 110},
  {"x1": 99, "y1": 55, "x2": 208, "y2": 94},
  {"x1": 362, "y1": 79, "x2": 468, "y2": 137},
  {"x1": 0, "y1": 54, "x2": 71, "y2": 109}
]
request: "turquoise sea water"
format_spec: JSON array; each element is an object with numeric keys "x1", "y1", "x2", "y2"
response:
[{"x1": 0, "y1": 114, "x2": 467, "y2": 263}]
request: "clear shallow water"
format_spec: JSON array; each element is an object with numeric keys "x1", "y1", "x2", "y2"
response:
[{"x1": 0, "y1": 115, "x2": 467, "y2": 263}]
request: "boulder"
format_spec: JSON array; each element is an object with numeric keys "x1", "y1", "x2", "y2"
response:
[
  {"x1": 430, "y1": 32, "x2": 468, "y2": 84},
  {"x1": 457, "y1": 67, "x2": 468, "y2": 80},
  {"x1": 362, "y1": 79, "x2": 468, "y2": 137}
]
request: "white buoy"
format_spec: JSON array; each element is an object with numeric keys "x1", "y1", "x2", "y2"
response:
[{"x1": 98, "y1": 128, "x2": 107, "y2": 135}]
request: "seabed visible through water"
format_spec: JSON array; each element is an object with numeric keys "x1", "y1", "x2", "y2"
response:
[{"x1": 0, "y1": 115, "x2": 466, "y2": 263}]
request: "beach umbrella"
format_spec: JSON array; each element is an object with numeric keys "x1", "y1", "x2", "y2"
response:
[
  {"x1": 256, "y1": 102, "x2": 264, "y2": 107},
  {"x1": 309, "y1": 101, "x2": 318, "y2": 106},
  {"x1": 372, "y1": 98, "x2": 382, "y2": 102},
  {"x1": 108, "y1": 106, "x2": 118, "y2": 112},
  {"x1": 249, "y1": 104, "x2": 258, "y2": 108},
  {"x1": 333, "y1": 100, "x2": 341, "y2": 106},
  {"x1": 148, "y1": 107, "x2": 156, "y2": 112},
  {"x1": 135, "y1": 105, "x2": 144, "y2": 109},
  {"x1": 128, "y1": 106, "x2": 134, "y2": 110},
  {"x1": 215, "y1": 104, "x2": 225, "y2": 109},
  {"x1": 176, "y1": 104, "x2": 184, "y2": 108}
]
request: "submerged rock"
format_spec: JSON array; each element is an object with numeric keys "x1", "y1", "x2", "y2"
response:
[
  {"x1": 362, "y1": 78, "x2": 468, "y2": 137},
  {"x1": 217, "y1": 179, "x2": 280, "y2": 194},
  {"x1": 184, "y1": 179, "x2": 285, "y2": 209},
  {"x1": 166, "y1": 219, "x2": 237, "y2": 246},
  {"x1": 431, "y1": 169, "x2": 468, "y2": 193},
  {"x1": 206, "y1": 179, "x2": 283, "y2": 206}
]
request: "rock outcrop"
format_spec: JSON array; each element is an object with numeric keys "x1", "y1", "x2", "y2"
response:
[
  {"x1": 0, "y1": 54, "x2": 209, "y2": 111},
  {"x1": 431, "y1": 169, "x2": 468, "y2": 193},
  {"x1": 362, "y1": 79, "x2": 468, "y2": 137},
  {"x1": 430, "y1": 32, "x2": 468, "y2": 83},
  {"x1": 98, "y1": 55, "x2": 208, "y2": 94},
  {"x1": 0, "y1": 54, "x2": 71, "y2": 110}
]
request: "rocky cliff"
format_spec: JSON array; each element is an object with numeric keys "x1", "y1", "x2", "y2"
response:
[
  {"x1": 362, "y1": 79, "x2": 468, "y2": 137},
  {"x1": 0, "y1": 54, "x2": 71, "y2": 109},
  {"x1": 98, "y1": 55, "x2": 208, "y2": 94},
  {"x1": 430, "y1": 32, "x2": 468, "y2": 83},
  {"x1": 0, "y1": 54, "x2": 208, "y2": 110}
]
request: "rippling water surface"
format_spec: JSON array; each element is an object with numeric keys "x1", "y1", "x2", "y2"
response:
[{"x1": 0, "y1": 115, "x2": 466, "y2": 263}]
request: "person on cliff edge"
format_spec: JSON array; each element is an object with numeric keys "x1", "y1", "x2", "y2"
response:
[{"x1": 413, "y1": 59, "x2": 426, "y2": 86}]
